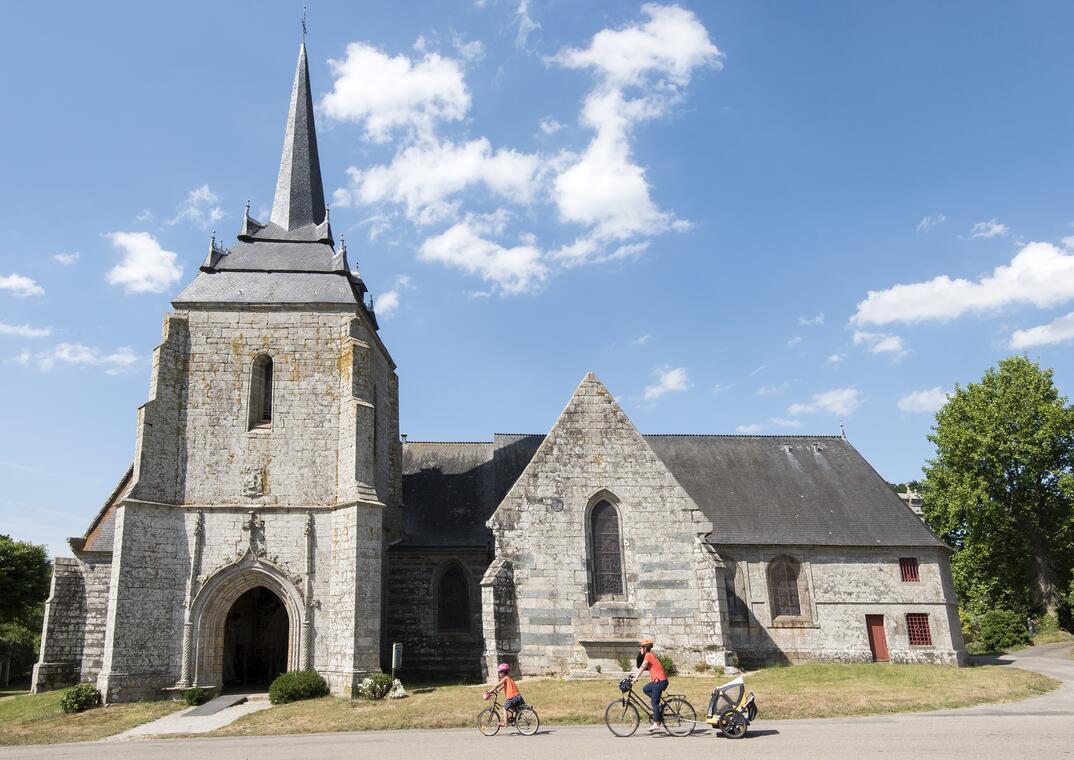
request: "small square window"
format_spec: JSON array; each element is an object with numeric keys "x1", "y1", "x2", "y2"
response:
[
  {"x1": 906, "y1": 613, "x2": 932, "y2": 646},
  {"x1": 899, "y1": 557, "x2": 920, "y2": 583}
]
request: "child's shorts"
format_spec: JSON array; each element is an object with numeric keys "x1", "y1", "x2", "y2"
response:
[{"x1": 504, "y1": 695, "x2": 525, "y2": 711}]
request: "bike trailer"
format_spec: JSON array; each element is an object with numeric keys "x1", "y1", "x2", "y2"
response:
[{"x1": 705, "y1": 675, "x2": 758, "y2": 724}]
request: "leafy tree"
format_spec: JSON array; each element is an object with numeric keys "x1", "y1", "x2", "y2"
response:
[
  {"x1": 922, "y1": 357, "x2": 1074, "y2": 617},
  {"x1": 0, "y1": 535, "x2": 50, "y2": 628}
]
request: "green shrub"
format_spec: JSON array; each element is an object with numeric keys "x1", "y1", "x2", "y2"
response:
[
  {"x1": 356, "y1": 673, "x2": 394, "y2": 701},
  {"x1": 656, "y1": 653, "x2": 677, "y2": 676},
  {"x1": 60, "y1": 683, "x2": 102, "y2": 714},
  {"x1": 594, "y1": 664, "x2": 602, "y2": 674},
  {"x1": 0, "y1": 623, "x2": 39, "y2": 682},
  {"x1": 1033, "y1": 613, "x2": 1060, "y2": 636},
  {"x1": 693, "y1": 660, "x2": 711, "y2": 673},
  {"x1": 182, "y1": 687, "x2": 210, "y2": 706},
  {"x1": 615, "y1": 656, "x2": 631, "y2": 672},
  {"x1": 978, "y1": 609, "x2": 1031, "y2": 652},
  {"x1": 269, "y1": 670, "x2": 330, "y2": 705}
]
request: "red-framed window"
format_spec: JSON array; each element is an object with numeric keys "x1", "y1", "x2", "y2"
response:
[
  {"x1": 899, "y1": 557, "x2": 920, "y2": 583},
  {"x1": 906, "y1": 613, "x2": 932, "y2": 646}
]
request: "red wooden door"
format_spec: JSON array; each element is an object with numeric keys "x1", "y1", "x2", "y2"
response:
[{"x1": 866, "y1": 615, "x2": 889, "y2": 662}]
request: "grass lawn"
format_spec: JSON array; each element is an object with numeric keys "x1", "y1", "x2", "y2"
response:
[
  {"x1": 0, "y1": 689, "x2": 182, "y2": 746},
  {"x1": 212, "y1": 663, "x2": 1057, "y2": 737}
]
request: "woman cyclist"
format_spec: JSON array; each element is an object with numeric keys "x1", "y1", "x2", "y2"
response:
[{"x1": 631, "y1": 638, "x2": 668, "y2": 733}]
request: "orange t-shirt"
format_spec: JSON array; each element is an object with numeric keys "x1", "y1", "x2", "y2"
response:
[
  {"x1": 503, "y1": 676, "x2": 519, "y2": 699},
  {"x1": 644, "y1": 652, "x2": 667, "y2": 682}
]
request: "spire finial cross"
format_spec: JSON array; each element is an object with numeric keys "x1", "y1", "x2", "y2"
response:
[{"x1": 302, "y1": 2, "x2": 308, "y2": 41}]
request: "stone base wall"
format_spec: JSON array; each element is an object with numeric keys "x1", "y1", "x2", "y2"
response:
[
  {"x1": 32, "y1": 553, "x2": 114, "y2": 693},
  {"x1": 385, "y1": 549, "x2": 489, "y2": 680},
  {"x1": 718, "y1": 545, "x2": 966, "y2": 666}
]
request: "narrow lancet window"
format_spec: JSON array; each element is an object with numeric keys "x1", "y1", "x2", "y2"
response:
[
  {"x1": 248, "y1": 355, "x2": 273, "y2": 429},
  {"x1": 590, "y1": 500, "x2": 624, "y2": 600}
]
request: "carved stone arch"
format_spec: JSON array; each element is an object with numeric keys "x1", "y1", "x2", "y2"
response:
[
  {"x1": 584, "y1": 490, "x2": 626, "y2": 604},
  {"x1": 431, "y1": 559, "x2": 474, "y2": 636},
  {"x1": 189, "y1": 556, "x2": 305, "y2": 688}
]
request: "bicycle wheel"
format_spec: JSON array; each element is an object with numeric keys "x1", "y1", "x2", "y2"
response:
[
  {"x1": 514, "y1": 706, "x2": 540, "y2": 736},
  {"x1": 604, "y1": 699, "x2": 640, "y2": 737},
  {"x1": 717, "y1": 707, "x2": 747, "y2": 739},
  {"x1": 477, "y1": 706, "x2": 501, "y2": 736},
  {"x1": 661, "y1": 696, "x2": 696, "y2": 736}
]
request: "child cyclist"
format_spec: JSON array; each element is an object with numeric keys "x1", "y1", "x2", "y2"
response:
[
  {"x1": 631, "y1": 638, "x2": 669, "y2": 733},
  {"x1": 488, "y1": 662, "x2": 524, "y2": 727}
]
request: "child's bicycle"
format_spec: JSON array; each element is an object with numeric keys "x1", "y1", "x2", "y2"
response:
[
  {"x1": 477, "y1": 691, "x2": 540, "y2": 736},
  {"x1": 604, "y1": 678, "x2": 697, "y2": 737},
  {"x1": 705, "y1": 675, "x2": 758, "y2": 739}
]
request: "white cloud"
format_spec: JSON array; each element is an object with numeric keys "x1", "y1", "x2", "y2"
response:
[
  {"x1": 788, "y1": 387, "x2": 862, "y2": 417},
  {"x1": 515, "y1": 0, "x2": 540, "y2": 48},
  {"x1": 168, "y1": 184, "x2": 224, "y2": 228},
  {"x1": 631, "y1": 334, "x2": 651, "y2": 346},
  {"x1": 451, "y1": 32, "x2": 485, "y2": 62},
  {"x1": 321, "y1": 43, "x2": 470, "y2": 143},
  {"x1": 0, "y1": 274, "x2": 44, "y2": 297},
  {"x1": 135, "y1": 209, "x2": 154, "y2": 222},
  {"x1": 769, "y1": 416, "x2": 804, "y2": 428},
  {"x1": 419, "y1": 218, "x2": 547, "y2": 295},
  {"x1": 916, "y1": 214, "x2": 946, "y2": 234},
  {"x1": 53, "y1": 252, "x2": 80, "y2": 266},
  {"x1": 827, "y1": 353, "x2": 846, "y2": 364},
  {"x1": 0, "y1": 322, "x2": 51, "y2": 338},
  {"x1": 539, "y1": 118, "x2": 564, "y2": 135},
  {"x1": 334, "y1": 139, "x2": 540, "y2": 224},
  {"x1": 897, "y1": 387, "x2": 948, "y2": 413},
  {"x1": 17, "y1": 342, "x2": 139, "y2": 374},
  {"x1": 786, "y1": 336, "x2": 802, "y2": 347},
  {"x1": 374, "y1": 275, "x2": 414, "y2": 319},
  {"x1": 757, "y1": 381, "x2": 789, "y2": 396},
  {"x1": 798, "y1": 312, "x2": 824, "y2": 326},
  {"x1": 735, "y1": 423, "x2": 762, "y2": 434},
  {"x1": 852, "y1": 330, "x2": 908, "y2": 357},
  {"x1": 748, "y1": 364, "x2": 766, "y2": 377},
  {"x1": 1063, "y1": 235, "x2": 1074, "y2": 250},
  {"x1": 1010, "y1": 311, "x2": 1074, "y2": 349},
  {"x1": 105, "y1": 232, "x2": 183, "y2": 294},
  {"x1": 642, "y1": 365, "x2": 690, "y2": 401},
  {"x1": 852, "y1": 242, "x2": 1074, "y2": 326},
  {"x1": 550, "y1": 4, "x2": 720, "y2": 246},
  {"x1": 968, "y1": 219, "x2": 1008, "y2": 239},
  {"x1": 552, "y1": 3, "x2": 723, "y2": 87},
  {"x1": 711, "y1": 383, "x2": 731, "y2": 394}
]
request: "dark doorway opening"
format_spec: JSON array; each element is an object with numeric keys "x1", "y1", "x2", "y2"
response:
[{"x1": 223, "y1": 586, "x2": 289, "y2": 687}]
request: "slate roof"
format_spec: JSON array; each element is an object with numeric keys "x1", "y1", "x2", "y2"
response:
[
  {"x1": 400, "y1": 434, "x2": 945, "y2": 550},
  {"x1": 174, "y1": 271, "x2": 360, "y2": 306}
]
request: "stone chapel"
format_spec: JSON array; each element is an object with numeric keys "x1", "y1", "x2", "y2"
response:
[{"x1": 33, "y1": 42, "x2": 965, "y2": 702}]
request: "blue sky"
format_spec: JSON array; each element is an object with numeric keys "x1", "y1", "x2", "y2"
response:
[{"x1": 3, "y1": 1, "x2": 1074, "y2": 557}]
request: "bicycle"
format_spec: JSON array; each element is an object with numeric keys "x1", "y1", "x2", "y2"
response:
[
  {"x1": 604, "y1": 677, "x2": 696, "y2": 737},
  {"x1": 477, "y1": 692, "x2": 540, "y2": 736}
]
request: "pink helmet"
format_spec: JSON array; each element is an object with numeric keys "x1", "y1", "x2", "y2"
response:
[{"x1": 497, "y1": 663, "x2": 510, "y2": 673}]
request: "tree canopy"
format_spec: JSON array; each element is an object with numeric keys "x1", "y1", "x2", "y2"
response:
[
  {"x1": 0, "y1": 534, "x2": 51, "y2": 628},
  {"x1": 922, "y1": 356, "x2": 1074, "y2": 618}
]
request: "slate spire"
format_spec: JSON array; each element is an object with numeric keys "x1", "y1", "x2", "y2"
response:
[{"x1": 270, "y1": 43, "x2": 326, "y2": 231}]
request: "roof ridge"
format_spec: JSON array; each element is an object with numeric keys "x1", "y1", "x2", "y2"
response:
[{"x1": 645, "y1": 433, "x2": 844, "y2": 439}]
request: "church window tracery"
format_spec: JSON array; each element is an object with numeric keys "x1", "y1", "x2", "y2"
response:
[
  {"x1": 768, "y1": 556, "x2": 802, "y2": 618},
  {"x1": 589, "y1": 499, "x2": 625, "y2": 601}
]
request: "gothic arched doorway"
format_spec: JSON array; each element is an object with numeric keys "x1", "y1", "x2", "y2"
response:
[{"x1": 222, "y1": 586, "x2": 289, "y2": 687}]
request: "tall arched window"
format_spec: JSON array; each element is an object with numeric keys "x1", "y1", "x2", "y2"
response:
[
  {"x1": 768, "y1": 557, "x2": 801, "y2": 618},
  {"x1": 589, "y1": 500, "x2": 624, "y2": 600},
  {"x1": 248, "y1": 355, "x2": 273, "y2": 430},
  {"x1": 437, "y1": 564, "x2": 470, "y2": 633}
]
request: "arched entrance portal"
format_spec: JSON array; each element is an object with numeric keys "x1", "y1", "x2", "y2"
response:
[
  {"x1": 189, "y1": 559, "x2": 305, "y2": 690},
  {"x1": 223, "y1": 587, "x2": 289, "y2": 687}
]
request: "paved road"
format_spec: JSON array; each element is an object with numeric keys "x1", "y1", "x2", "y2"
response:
[{"x1": 4, "y1": 643, "x2": 1072, "y2": 760}]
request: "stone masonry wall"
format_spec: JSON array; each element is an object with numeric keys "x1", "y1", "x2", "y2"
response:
[
  {"x1": 385, "y1": 550, "x2": 488, "y2": 680},
  {"x1": 719, "y1": 545, "x2": 965, "y2": 665},
  {"x1": 32, "y1": 559, "x2": 86, "y2": 692},
  {"x1": 488, "y1": 373, "x2": 731, "y2": 676}
]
